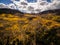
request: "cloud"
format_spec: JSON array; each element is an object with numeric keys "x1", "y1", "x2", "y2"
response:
[
  {"x1": 46, "y1": 0, "x2": 60, "y2": 10},
  {"x1": 8, "y1": 3, "x2": 17, "y2": 9},
  {"x1": 0, "y1": 3, "x2": 10, "y2": 8},
  {"x1": 0, "y1": 0, "x2": 60, "y2": 13}
]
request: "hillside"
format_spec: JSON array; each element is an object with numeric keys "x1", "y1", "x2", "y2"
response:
[
  {"x1": 40, "y1": 9, "x2": 60, "y2": 15},
  {"x1": 0, "y1": 8, "x2": 23, "y2": 14},
  {"x1": 0, "y1": 8, "x2": 60, "y2": 45}
]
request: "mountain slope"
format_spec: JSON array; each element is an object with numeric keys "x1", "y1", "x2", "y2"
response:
[
  {"x1": 0, "y1": 8, "x2": 60, "y2": 45},
  {"x1": 0, "y1": 8, "x2": 24, "y2": 14},
  {"x1": 40, "y1": 9, "x2": 60, "y2": 15}
]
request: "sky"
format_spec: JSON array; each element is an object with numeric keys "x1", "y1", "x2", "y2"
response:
[
  {"x1": 0, "y1": 0, "x2": 60, "y2": 13},
  {"x1": 0, "y1": 0, "x2": 13, "y2": 4},
  {"x1": 0, "y1": 0, "x2": 51, "y2": 4}
]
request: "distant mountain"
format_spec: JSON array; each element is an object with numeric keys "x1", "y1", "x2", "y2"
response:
[
  {"x1": 0, "y1": 8, "x2": 24, "y2": 14},
  {"x1": 0, "y1": 8, "x2": 60, "y2": 15},
  {"x1": 40, "y1": 9, "x2": 60, "y2": 15}
]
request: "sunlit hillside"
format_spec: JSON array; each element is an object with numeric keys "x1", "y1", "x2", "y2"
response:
[{"x1": 0, "y1": 8, "x2": 60, "y2": 45}]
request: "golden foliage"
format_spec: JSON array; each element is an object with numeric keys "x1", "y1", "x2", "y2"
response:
[{"x1": 0, "y1": 13, "x2": 60, "y2": 45}]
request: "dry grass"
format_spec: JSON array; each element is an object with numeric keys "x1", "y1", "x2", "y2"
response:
[{"x1": 0, "y1": 13, "x2": 60, "y2": 45}]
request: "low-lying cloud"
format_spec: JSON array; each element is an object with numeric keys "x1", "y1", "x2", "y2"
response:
[{"x1": 0, "y1": 0, "x2": 60, "y2": 13}]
